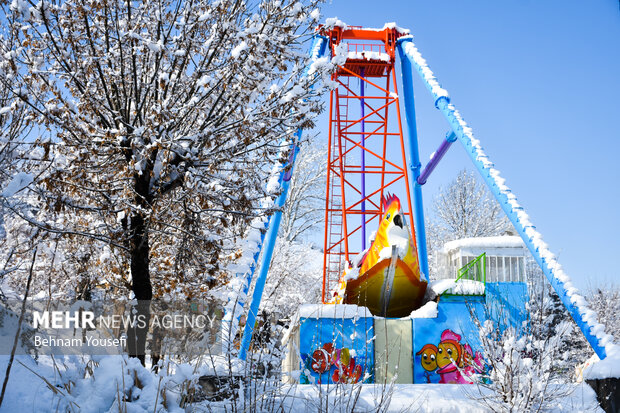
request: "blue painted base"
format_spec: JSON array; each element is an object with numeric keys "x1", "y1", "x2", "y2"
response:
[{"x1": 296, "y1": 282, "x2": 528, "y2": 384}]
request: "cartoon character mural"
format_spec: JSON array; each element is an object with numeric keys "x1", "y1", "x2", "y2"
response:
[
  {"x1": 308, "y1": 342, "x2": 363, "y2": 384},
  {"x1": 416, "y1": 329, "x2": 484, "y2": 384},
  {"x1": 416, "y1": 343, "x2": 439, "y2": 383},
  {"x1": 299, "y1": 316, "x2": 373, "y2": 384}
]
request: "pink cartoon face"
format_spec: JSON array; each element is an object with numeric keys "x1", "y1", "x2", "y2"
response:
[{"x1": 437, "y1": 341, "x2": 462, "y2": 369}]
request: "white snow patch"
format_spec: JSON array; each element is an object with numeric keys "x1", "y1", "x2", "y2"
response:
[
  {"x1": 584, "y1": 347, "x2": 620, "y2": 379},
  {"x1": 429, "y1": 279, "x2": 457, "y2": 296},
  {"x1": 452, "y1": 279, "x2": 485, "y2": 295},
  {"x1": 231, "y1": 41, "x2": 248, "y2": 58},
  {"x1": 406, "y1": 301, "x2": 438, "y2": 319},
  {"x1": 382, "y1": 22, "x2": 410, "y2": 34},
  {"x1": 347, "y1": 51, "x2": 390, "y2": 62},
  {"x1": 323, "y1": 17, "x2": 348, "y2": 30},
  {"x1": 2, "y1": 172, "x2": 33, "y2": 197},
  {"x1": 331, "y1": 42, "x2": 348, "y2": 66},
  {"x1": 266, "y1": 174, "x2": 281, "y2": 194},
  {"x1": 280, "y1": 383, "x2": 601, "y2": 412}
]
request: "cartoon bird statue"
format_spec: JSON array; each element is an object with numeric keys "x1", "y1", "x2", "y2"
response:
[{"x1": 332, "y1": 194, "x2": 427, "y2": 317}]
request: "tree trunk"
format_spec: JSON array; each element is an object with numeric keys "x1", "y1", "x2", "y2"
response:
[{"x1": 127, "y1": 211, "x2": 152, "y2": 365}]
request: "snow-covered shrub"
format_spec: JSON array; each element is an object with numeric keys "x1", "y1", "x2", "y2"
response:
[{"x1": 467, "y1": 277, "x2": 581, "y2": 412}]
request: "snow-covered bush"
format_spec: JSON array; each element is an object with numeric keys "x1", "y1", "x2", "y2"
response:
[{"x1": 468, "y1": 276, "x2": 581, "y2": 412}]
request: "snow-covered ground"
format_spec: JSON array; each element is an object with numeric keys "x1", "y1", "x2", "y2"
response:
[
  {"x1": 276, "y1": 383, "x2": 602, "y2": 413},
  {"x1": 0, "y1": 354, "x2": 603, "y2": 412}
]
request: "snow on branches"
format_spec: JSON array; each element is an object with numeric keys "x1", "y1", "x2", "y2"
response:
[{"x1": 0, "y1": 0, "x2": 328, "y2": 303}]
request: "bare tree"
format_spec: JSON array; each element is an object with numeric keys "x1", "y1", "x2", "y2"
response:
[
  {"x1": 586, "y1": 284, "x2": 620, "y2": 342},
  {"x1": 433, "y1": 169, "x2": 511, "y2": 241},
  {"x1": 0, "y1": 0, "x2": 325, "y2": 362},
  {"x1": 279, "y1": 139, "x2": 326, "y2": 242}
]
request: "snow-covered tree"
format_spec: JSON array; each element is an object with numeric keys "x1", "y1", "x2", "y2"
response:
[
  {"x1": 259, "y1": 139, "x2": 326, "y2": 317},
  {"x1": 523, "y1": 259, "x2": 591, "y2": 377},
  {"x1": 0, "y1": 16, "x2": 43, "y2": 297},
  {"x1": 432, "y1": 169, "x2": 511, "y2": 240},
  {"x1": 427, "y1": 169, "x2": 511, "y2": 277},
  {"x1": 279, "y1": 139, "x2": 326, "y2": 243},
  {"x1": 0, "y1": 0, "x2": 326, "y2": 361},
  {"x1": 586, "y1": 284, "x2": 620, "y2": 342},
  {"x1": 261, "y1": 239, "x2": 322, "y2": 316}
]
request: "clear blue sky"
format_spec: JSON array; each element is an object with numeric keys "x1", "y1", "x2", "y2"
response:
[{"x1": 314, "y1": 0, "x2": 620, "y2": 291}]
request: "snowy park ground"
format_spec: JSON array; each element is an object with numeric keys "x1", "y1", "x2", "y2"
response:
[{"x1": 0, "y1": 354, "x2": 603, "y2": 412}]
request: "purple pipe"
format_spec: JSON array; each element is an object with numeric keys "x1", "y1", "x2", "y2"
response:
[
  {"x1": 417, "y1": 131, "x2": 456, "y2": 185},
  {"x1": 360, "y1": 68, "x2": 366, "y2": 250}
]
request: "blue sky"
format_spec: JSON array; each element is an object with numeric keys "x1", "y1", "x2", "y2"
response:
[{"x1": 314, "y1": 0, "x2": 620, "y2": 291}]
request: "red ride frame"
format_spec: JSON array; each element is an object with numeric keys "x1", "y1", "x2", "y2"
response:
[{"x1": 321, "y1": 26, "x2": 418, "y2": 302}]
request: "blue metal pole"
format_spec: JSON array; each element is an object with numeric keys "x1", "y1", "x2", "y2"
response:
[
  {"x1": 239, "y1": 135, "x2": 301, "y2": 361},
  {"x1": 398, "y1": 36, "x2": 609, "y2": 359},
  {"x1": 418, "y1": 131, "x2": 456, "y2": 185},
  {"x1": 237, "y1": 36, "x2": 328, "y2": 361},
  {"x1": 396, "y1": 41, "x2": 430, "y2": 281}
]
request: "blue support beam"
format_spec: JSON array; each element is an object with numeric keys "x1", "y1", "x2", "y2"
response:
[
  {"x1": 398, "y1": 37, "x2": 611, "y2": 359},
  {"x1": 238, "y1": 36, "x2": 328, "y2": 361},
  {"x1": 396, "y1": 42, "x2": 430, "y2": 281},
  {"x1": 418, "y1": 131, "x2": 457, "y2": 186},
  {"x1": 239, "y1": 134, "x2": 301, "y2": 361}
]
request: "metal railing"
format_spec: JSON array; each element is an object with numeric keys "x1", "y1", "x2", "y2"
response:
[{"x1": 443, "y1": 253, "x2": 486, "y2": 296}]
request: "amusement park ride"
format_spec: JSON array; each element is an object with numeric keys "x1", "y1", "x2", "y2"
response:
[{"x1": 224, "y1": 21, "x2": 615, "y2": 388}]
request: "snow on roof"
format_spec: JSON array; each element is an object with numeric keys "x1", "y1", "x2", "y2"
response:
[
  {"x1": 429, "y1": 279, "x2": 485, "y2": 296},
  {"x1": 322, "y1": 19, "x2": 410, "y2": 35},
  {"x1": 282, "y1": 304, "x2": 374, "y2": 345},
  {"x1": 347, "y1": 51, "x2": 390, "y2": 62},
  {"x1": 442, "y1": 236, "x2": 525, "y2": 253}
]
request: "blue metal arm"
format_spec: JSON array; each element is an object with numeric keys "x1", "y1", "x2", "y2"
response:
[
  {"x1": 238, "y1": 35, "x2": 328, "y2": 361},
  {"x1": 398, "y1": 37, "x2": 611, "y2": 359},
  {"x1": 396, "y1": 43, "x2": 430, "y2": 281}
]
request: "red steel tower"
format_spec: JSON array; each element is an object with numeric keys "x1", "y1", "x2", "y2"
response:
[{"x1": 321, "y1": 25, "x2": 417, "y2": 303}]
